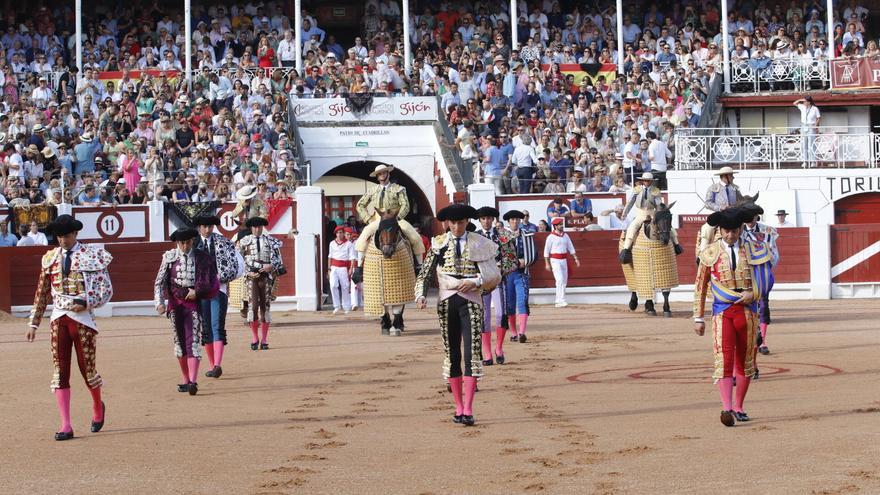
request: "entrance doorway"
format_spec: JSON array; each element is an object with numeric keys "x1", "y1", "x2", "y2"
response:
[{"x1": 835, "y1": 193, "x2": 880, "y2": 224}]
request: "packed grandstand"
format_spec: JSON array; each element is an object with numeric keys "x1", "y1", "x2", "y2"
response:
[{"x1": 0, "y1": 0, "x2": 875, "y2": 240}]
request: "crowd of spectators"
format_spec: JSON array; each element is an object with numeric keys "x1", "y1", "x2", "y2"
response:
[{"x1": 0, "y1": 0, "x2": 873, "y2": 215}]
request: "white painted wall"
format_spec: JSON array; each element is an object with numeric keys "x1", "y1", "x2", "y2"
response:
[
  {"x1": 667, "y1": 168, "x2": 880, "y2": 227},
  {"x1": 299, "y1": 125, "x2": 443, "y2": 212}
]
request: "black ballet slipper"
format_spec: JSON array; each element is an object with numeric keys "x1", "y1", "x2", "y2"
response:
[
  {"x1": 250, "y1": 342, "x2": 258, "y2": 351},
  {"x1": 55, "y1": 430, "x2": 74, "y2": 441},
  {"x1": 177, "y1": 383, "x2": 190, "y2": 393},
  {"x1": 734, "y1": 411, "x2": 750, "y2": 422},
  {"x1": 189, "y1": 382, "x2": 198, "y2": 396},
  {"x1": 260, "y1": 343, "x2": 269, "y2": 350},
  {"x1": 720, "y1": 410, "x2": 736, "y2": 427},
  {"x1": 452, "y1": 415, "x2": 464, "y2": 424},
  {"x1": 90, "y1": 402, "x2": 106, "y2": 433},
  {"x1": 495, "y1": 354, "x2": 505, "y2": 365},
  {"x1": 461, "y1": 415, "x2": 475, "y2": 426},
  {"x1": 519, "y1": 334, "x2": 527, "y2": 343}
]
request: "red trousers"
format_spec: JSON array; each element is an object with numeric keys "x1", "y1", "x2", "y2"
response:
[
  {"x1": 50, "y1": 316, "x2": 102, "y2": 391},
  {"x1": 719, "y1": 305, "x2": 748, "y2": 378}
]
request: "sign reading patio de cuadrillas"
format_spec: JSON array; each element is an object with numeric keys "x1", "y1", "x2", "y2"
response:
[{"x1": 825, "y1": 175, "x2": 880, "y2": 200}]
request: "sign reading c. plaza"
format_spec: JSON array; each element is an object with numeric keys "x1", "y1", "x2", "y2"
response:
[{"x1": 291, "y1": 97, "x2": 438, "y2": 122}]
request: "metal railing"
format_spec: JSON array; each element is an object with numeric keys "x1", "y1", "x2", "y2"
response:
[
  {"x1": 287, "y1": 98, "x2": 311, "y2": 186},
  {"x1": 727, "y1": 58, "x2": 830, "y2": 93},
  {"x1": 675, "y1": 130, "x2": 880, "y2": 170},
  {"x1": 435, "y1": 95, "x2": 472, "y2": 185}
]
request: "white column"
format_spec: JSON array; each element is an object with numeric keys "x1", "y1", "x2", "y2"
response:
[
  {"x1": 75, "y1": 0, "x2": 83, "y2": 72},
  {"x1": 403, "y1": 0, "x2": 412, "y2": 76},
  {"x1": 467, "y1": 183, "x2": 497, "y2": 209},
  {"x1": 294, "y1": 186, "x2": 324, "y2": 311},
  {"x1": 615, "y1": 0, "x2": 624, "y2": 75},
  {"x1": 721, "y1": 0, "x2": 732, "y2": 93},
  {"x1": 295, "y1": 0, "x2": 303, "y2": 74},
  {"x1": 510, "y1": 0, "x2": 518, "y2": 51},
  {"x1": 148, "y1": 200, "x2": 166, "y2": 242},
  {"x1": 184, "y1": 0, "x2": 192, "y2": 90},
  {"x1": 809, "y1": 224, "x2": 832, "y2": 299},
  {"x1": 826, "y1": 0, "x2": 835, "y2": 60}
]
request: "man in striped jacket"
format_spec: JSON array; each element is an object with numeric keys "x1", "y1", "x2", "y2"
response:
[{"x1": 502, "y1": 210, "x2": 537, "y2": 343}]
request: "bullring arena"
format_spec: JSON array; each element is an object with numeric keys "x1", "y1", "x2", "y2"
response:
[
  {"x1": 6, "y1": 1, "x2": 880, "y2": 493},
  {"x1": 1, "y1": 300, "x2": 878, "y2": 494}
]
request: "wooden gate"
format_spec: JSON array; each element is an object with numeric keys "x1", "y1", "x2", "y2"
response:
[{"x1": 830, "y1": 223, "x2": 880, "y2": 286}]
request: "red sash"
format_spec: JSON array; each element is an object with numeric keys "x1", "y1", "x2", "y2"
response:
[
  {"x1": 549, "y1": 253, "x2": 568, "y2": 260},
  {"x1": 330, "y1": 258, "x2": 350, "y2": 268}
]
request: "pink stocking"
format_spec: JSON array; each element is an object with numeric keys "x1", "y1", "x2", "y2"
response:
[
  {"x1": 495, "y1": 327, "x2": 506, "y2": 356},
  {"x1": 204, "y1": 345, "x2": 215, "y2": 368},
  {"x1": 507, "y1": 315, "x2": 517, "y2": 336},
  {"x1": 54, "y1": 388, "x2": 72, "y2": 433},
  {"x1": 260, "y1": 322, "x2": 270, "y2": 344},
  {"x1": 516, "y1": 314, "x2": 529, "y2": 336},
  {"x1": 759, "y1": 323, "x2": 768, "y2": 345},
  {"x1": 462, "y1": 376, "x2": 478, "y2": 416},
  {"x1": 186, "y1": 358, "x2": 199, "y2": 383},
  {"x1": 187, "y1": 357, "x2": 200, "y2": 384},
  {"x1": 734, "y1": 374, "x2": 752, "y2": 413},
  {"x1": 481, "y1": 333, "x2": 492, "y2": 361},
  {"x1": 250, "y1": 322, "x2": 259, "y2": 344},
  {"x1": 213, "y1": 342, "x2": 225, "y2": 366},
  {"x1": 89, "y1": 386, "x2": 104, "y2": 422},
  {"x1": 717, "y1": 377, "x2": 734, "y2": 411},
  {"x1": 448, "y1": 377, "x2": 464, "y2": 415},
  {"x1": 177, "y1": 357, "x2": 190, "y2": 383}
]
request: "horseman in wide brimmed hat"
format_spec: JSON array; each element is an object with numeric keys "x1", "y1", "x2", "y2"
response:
[
  {"x1": 620, "y1": 172, "x2": 683, "y2": 262},
  {"x1": 355, "y1": 164, "x2": 423, "y2": 256}
]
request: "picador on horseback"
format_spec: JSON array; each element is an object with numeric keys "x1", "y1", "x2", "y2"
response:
[
  {"x1": 618, "y1": 173, "x2": 683, "y2": 316},
  {"x1": 351, "y1": 164, "x2": 425, "y2": 335}
]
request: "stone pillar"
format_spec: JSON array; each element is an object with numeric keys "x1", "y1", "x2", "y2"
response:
[{"x1": 294, "y1": 186, "x2": 324, "y2": 311}]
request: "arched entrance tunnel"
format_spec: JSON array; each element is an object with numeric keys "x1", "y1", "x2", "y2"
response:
[{"x1": 317, "y1": 160, "x2": 434, "y2": 231}]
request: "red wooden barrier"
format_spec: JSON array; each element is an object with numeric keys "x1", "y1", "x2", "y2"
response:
[
  {"x1": 831, "y1": 223, "x2": 880, "y2": 283},
  {"x1": 527, "y1": 226, "x2": 811, "y2": 289},
  {"x1": 0, "y1": 235, "x2": 297, "y2": 313}
]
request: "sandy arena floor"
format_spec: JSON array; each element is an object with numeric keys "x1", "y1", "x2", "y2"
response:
[{"x1": 0, "y1": 299, "x2": 878, "y2": 495}]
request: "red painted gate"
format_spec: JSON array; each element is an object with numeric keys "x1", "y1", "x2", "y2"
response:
[{"x1": 830, "y1": 223, "x2": 880, "y2": 283}]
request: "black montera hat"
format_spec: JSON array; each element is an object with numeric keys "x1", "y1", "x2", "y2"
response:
[
  {"x1": 474, "y1": 206, "x2": 500, "y2": 219},
  {"x1": 47, "y1": 214, "x2": 83, "y2": 236},
  {"x1": 502, "y1": 210, "x2": 525, "y2": 220},
  {"x1": 245, "y1": 217, "x2": 269, "y2": 227},
  {"x1": 170, "y1": 228, "x2": 198, "y2": 241},
  {"x1": 437, "y1": 204, "x2": 478, "y2": 221}
]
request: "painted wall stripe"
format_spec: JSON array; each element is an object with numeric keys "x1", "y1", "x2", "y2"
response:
[{"x1": 831, "y1": 241, "x2": 880, "y2": 278}]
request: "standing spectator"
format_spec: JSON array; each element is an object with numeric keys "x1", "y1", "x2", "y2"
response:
[
  {"x1": 794, "y1": 96, "x2": 821, "y2": 167},
  {"x1": 119, "y1": 148, "x2": 142, "y2": 194},
  {"x1": 647, "y1": 131, "x2": 672, "y2": 189},
  {"x1": 26, "y1": 221, "x2": 48, "y2": 245},
  {"x1": 510, "y1": 133, "x2": 538, "y2": 193},
  {"x1": 0, "y1": 219, "x2": 18, "y2": 246}
]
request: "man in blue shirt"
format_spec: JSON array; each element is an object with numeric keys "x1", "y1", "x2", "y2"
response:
[
  {"x1": 0, "y1": 220, "x2": 19, "y2": 247},
  {"x1": 482, "y1": 138, "x2": 508, "y2": 194},
  {"x1": 73, "y1": 133, "x2": 98, "y2": 176},
  {"x1": 77, "y1": 185, "x2": 101, "y2": 205},
  {"x1": 520, "y1": 210, "x2": 539, "y2": 233},
  {"x1": 569, "y1": 192, "x2": 592, "y2": 218},
  {"x1": 549, "y1": 147, "x2": 572, "y2": 182},
  {"x1": 546, "y1": 198, "x2": 570, "y2": 223}
]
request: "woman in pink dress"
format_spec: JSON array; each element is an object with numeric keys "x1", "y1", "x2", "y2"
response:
[{"x1": 119, "y1": 148, "x2": 142, "y2": 194}]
